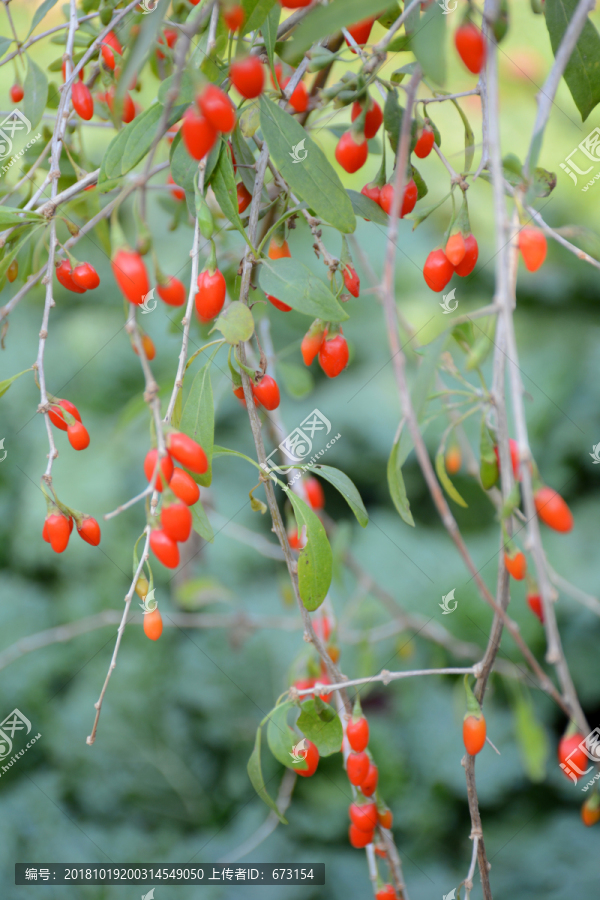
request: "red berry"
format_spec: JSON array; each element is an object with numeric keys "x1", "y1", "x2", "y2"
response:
[
  {"x1": 281, "y1": 76, "x2": 309, "y2": 113},
  {"x1": 230, "y1": 56, "x2": 264, "y2": 99},
  {"x1": 581, "y1": 797, "x2": 600, "y2": 827},
  {"x1": 379, "y1": 179, "x2": 418, "y2": 218},
  {"x1": 345, "y1": 17, "x2": 375, "y2": 52},
  {"x1": 518, "y1": 227, "x2": 547, "y2": 272},
  {"x1": 10, "y1": 84, "x2": 24, "y2": 103},
  {"x1": 224, "y1": 4, "x2": 244, "y2": 31},
  {"x1": 361, "y1": 762, "x2": 379, "y2": 796},
  {"x1": 112, "y1": 249, "x2": 150, "y2": 305},
  {"x1": 558, "y1": 731, "x2": 589, "y2": 781},
  {"x1": 49, "y1": 399, "x2": 81, "y2": 431},
  {"x1": 376, "y1": 884, "x2": 397, "y2": 900},
  {"x1": 252, "y1": 374, "x2": 280, "y2": 410},
  {"x1": 77, "y1": 516, "x2": 101, "y2": 546},
  {"x1": 423, "y1": 248, "x2": 454, "y2": 292},
  {"x1": 454, "y1": 233, "x2": 479, "y2": 276},
  {"x1": 166, "y1": 432, "x2": 208, "y2": 474},
  {"x1": 534, "y1": 486, "x2": 573, "y2": 533},
  {"x1": 493, "y1": 437, "x2": 520, "y2": 480},
  {"x1": 198, "y1": 83, "x2": 235, "y2": 133},
  {"x1": 463, "y1": 714, "x2": 486, "y2": 755},
  {"x1": 347, "y1": 751, "x2": 369, "y2": 786},
  {"x1": 56, "y1": 259, "x2": 86, "y2": 294},
  {"x1": 349, "y1": 801, "x2": 378, "y2": 832},
  {"x1": 342, "y1": 265, "x2": 360, "y2": 298},
  {"x1": 288, "y1": 528, "x2": 306, "y2": 550},
  {"x1": 156, "y1": 28, "x2": 178, "y2": 59},
  {"x1": 527, "y1": 592, "x2": 544, "y2": 623},
  {"x1": 169, "y1": 467, "x2": 200, "y2": 506},
  {"x1": 278, "y1": 0, "x2": 311, "y2": 8},
  {"x1": 144, "y1": 608, "x2": 163, "y2": 641},
  {"x1": 167, "y1": 173, "x2": 185, "y2": 201},
  {"x1": 133, "y1": 334, "x2": 156, "y2": 361},
  {"x1": 182, "y1": 107, "x2": 218, "y2": 161},
  {"x1": 267, "y1": 294, "x2": 292, "y2": 312},
  {"x1": 144, "y1": 448, "x2": 174, "y2": 492},
  {"x1": 161, "y1": 501, "x2": 193, "y2": 543},
  {"x1": 347, "y1": 716, "x2": 369, "y2": 753},
  {"x1": 361, "y1": 183, "x2": 381, "y2": 206},
  {"x1": 71, "y1": 262, "x2": 100, "y2": 290},
  {"x1": 378, "y1": 808, "x2": 393, "y2": 830},
  {"x1": 296, "y1": 738, "x2": 319, "y2": 777},
  {"x1": 237, "y1": 181, "x2": 252, "y2": 213},
  {"x1": 301, "y1": 326, "x2": 325, "y2": 366},
  {"x1": 150, "y1": 528, "x2": 180, "y2": 568},
  {"x1": 335, "y1": 131, "x2": 368, "y2": 174},
  {"x1": 305, "y1": 477, "x2": 325, "y2": 510},
  {"x1": 72, "y1": 81, "x2": 94, "y2": 121},
  {"x1": 268, "y1": 238, "x2": 291, "y2": 260},
  {"x1": 504, "y1": 550, "x2": 526, "y2": 580},
  {"x1": 158, "y1": 276, "x2": 186, "y2": 307},
  {"x1": 101, "y1": 30, "x2": 122, "y2": 71},
  {"x1": 445, "y1": 233, "x2": 466, "y2": 267},
  {"x1": 349, "y1": 823, "x2": 373, "y2": 848},
  {"x1": 106, "y1": 85, "x2": 135, "y2": 123},
  {"x1": 45, "y1": 513, "x2": 71, "y2": 553},
  {"x1": 196, "y1": 268, "x2": 226, "y2": 320},
  {"x1": 455, "y1": 22, "x2": 486, "y2": 74},
  {"x1": 414, "y1": 125, "x2": 435, "y2": 159},
  {"x1": 351, "y1": 99, "x2": 383, "y2": 139},
  {"x1": 67, "y1": 421, "x2": 90, "y2": 450},
  {"x1": 319, "y1": 332, "x2": 349, "y2": 378}
]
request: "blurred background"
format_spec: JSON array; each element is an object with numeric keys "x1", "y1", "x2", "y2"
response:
[{"x1": 1, "y1": 1, "x2": 600, "y2": 898}]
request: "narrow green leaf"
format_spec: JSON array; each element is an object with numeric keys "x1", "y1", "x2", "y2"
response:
[
  {"x1": 262, "y1": 3, "x2": 280, "y2": 70},
  {"x1": 214, "y1": 301, "x2": 254, "y2": 345},
  {"x1": 241, "y1": 0, "x2": 277, "y2": 35},
  {"x1": 412, "y1": 3, "x2": 446, "y2": 85},
  {"x1": 510, "y1": 685, "x2": 549, "y2": 782},
  {"x1": 170, "y1": 130, "x2": 198, "y2": 195},
  {"x1": 116, "y1": 0, "x2": 169, "y2": 104},
  {"x1": 247, "y1": 726, "x2": 288, "y2": 823},
  {"x1": 0, "y1": 37, "x2": 12, "y2": 61},
  {"x1": 0, "y1": 367, "x2": 32, "y2": 400},
  {"x1": 287, "y1": 492, "x2": 332, "y2": 611},
  {"x1": 266, "y1": 701, "x2": 307, "y2": 770},
  {"x1": 312, "y1": 465, "x2": 368, "y2": 528},
  {"x1": 383, "y1": 87, "x2": 403, "y2": 155},
  {"x1": 179, "y1": 362, "x2": 214, "y2": 487},
  {"x1": 545, "y1": 0, "x2": 600, "y2": 121},
  {"x1": 387, "y1": 438, "x2": 415, "y2": 527},
  {"x1": 347, "y1": 189, "x2": 389, "y2": 226},
  {"x1": 288, "y1": 0, "x2": 393, "y2": 57},
  {"x1": 0, "y1": 226, "x2": 37, "y2": 282},
  {"x1": 27, "y1": 0, "x2": 59, "y2": 37},
  {"x1": 23, "y1": 56, "x2": 48, "y2": 130},
  {"x1": 258, "y1": 258, "x2": 348, "y2": 322},
  {"x1": 435, "y1": 448, "x2": 467, "y2": 508},
  {"x1": 297, "y1": 699, "x2": 343, "y2": 756},
  {"x1": 121, "y1": 103, "x2": 189, "y2": 176},
  {"x1": 211, "y1": 142, "x2": 250, "y2": 243},
  {"x1": 0, "y1": 209, "x2": 41, "y2": 228},
  {"x1": 259, "y1": 95, "x2": 355, "y2": 234},
  {"x1": 277, "y1": 361, "x2": 313, "y2": 398},
  {"x1": 231, "y1": 125, "x2": 256, "y2": 196},
  {"x1": 191, "y1": 500, "x2": 215, "y2": 543},
  {"x1": 171, "y1": 388, "x2": 183, "y2": 431}
]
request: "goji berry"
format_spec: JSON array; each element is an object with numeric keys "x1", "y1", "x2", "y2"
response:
[
  {"x1": 345, "y1": 17, "x2": 375, "y2": 52},
  {"x1": 379, "y1": 179, "x2": 418, "y2": 218},
  {"x1": 72, "y1": 81, "x2": 94, "y2": 120},
  {"x1": 349, "y1": 801, "x2": 378, "y2": 832},
  {"x1": 301, "y1": 323, "x2": 325, "y2": 365},
  {"x1": 166, "y1": 432, "x2": 208, "y2": 474},
  {"x1": 112, "y1": 249, "x2": 150, "y2": 305},
  {"x1": 182, "y1": 107, "x2": 217, "y2": 160},
  {"x1": 493, "y1": 437, "x2": 520, "y2": 480},
  {"x1": 223, "y1": 3, "x2": 244, "y2": 31},
  {"x1": 71, "y1": 262, "x2": 100, "y2": 290},
  {"x1": 414, "y1": 125, "x2": 435, "y2": 159},
  {"x1": 56, "y1": 259, "x2": 86, "y2": 294},
  {"x1": 558, "y1": 730, "x2": 589, "y2": 781},
  {"x1": 252, "y1": 374, "x2": 280, "y2": 410},
  {"x1": 534, "y1": 486, "x2": 573, "y2": 533},
  {"x1": 132, "y1": 333, "x2": 156, "y2": 361},
  {"x1": 318, "y1": 332, "x2": 349, "y2": 378},
  {"x1": 268, "y1": 238, "x2": 291, "y2": 260},
  {"x1": 230, "y1": 56, "x2": 264, "y2": 99},
  {"x1": 455, "y1": 22, "x2": 486, "y2": 74},
  {"x1": 445, "y1": 445, "x2": 462, "y2": 475},
  {"x1": 45, "y1": 513, "x2": 71, "y2": 553},
  {"x1": 267, "y1": 294, "x2": 292, "y2": 312},
  {"x1": 106, "y1": 86, "x2": 135, "y2": 123},
  {"x1": 463, "y1": 714, "x2": 486, "y2": 755},
  {"x1": 10, "y1": 84, "x2": 24, "y2": 103},
  {"x1": 423, "y1": 248, "x2": 454, "y2": 292},
  {"x1": 101, "y1": 30, "x2": 122, "y2": 70},
  {"x1": 527, "y1": 591, "x2": 544, "y2": 623},
  {"x1": 343, "y1": 265, "x2": 360, "y2": 298},
  {"x1": 361, "y1": 762, "x2": 378, "y2": 796},
  {"x1": 347, "y1": 716, "x2": 369, "y2": 753},
  {"x1": 167, "y1": 174, "x2": 185, "y2": 201},
  {"x1": 454, "y1": 233, "x2": 479, "y2": 276},
  {"x1": 445, "y1": 233, "x2": 466, "y2": 267},
  {"x1": 288, "y1": 528, "x2": 306, "y2": 550},
  {"x1": 335, "y1": 131, "x2": 368, "y2": 174},
  {"x1": 161, "y1": 500, "x2": 193, "y2": 543},
  {"x1": 158, "y1": 276, "x2": 186, "y2": 307},
  {"x1": 7, "y1": 259, "x2": 18, "y2": 282},
  {"x1": 504, "y1": 550, "x2": 526, "y2": 580},
  {"x1": 169, "y1": 467, "x2": 200, "y2": 506},
  {"x1": 144, "y1": 448, "x2": 174, "y2": 491},
  {"x1": 378, "y1": 807, "x2": 393, "y2": 829},
  {"x1": 198, "y1": 83, "x2": 235, "y2": 133},
  {"x1": 351, "y1": 98, "x2": 383, "y2": 139},
  {"x1": 77, "y1": 516, "x2": 101, "y2": 546},
  {"x1": 305, "y1": 476, "x2": 325, "y2": 510},
  {"x1": 347, "y1": 751, "x2": 369, "y2": 786},
  {"x1": 296, "y1": 738, "x2": 319, "y2": 776},
  {"x1": 581, "y1": 796, "x2": 600, "y2": 827},
  {"x1": 67, "y1": 420, "x2": 90, "y2": 450},
  {"x1": 361, "y1": 183, "x2": 381, "y2": 206},
  {"x1": 278, "y1": 0, "x2": 312, "y2": 7},
  {"x1": 150, "y1": 528, "x2": 180, "y2": 568},
  {"x1": 237, "y1": 181, "x2": 252, "y2": 213},
  {"x1": 143, "y1": 607, "x2": 163, "y2": 641},
  {"x1": 49, "y1": 399, "x2": 81, "y2": 431},
  {"x1": 281, "y1": 75, "x2": 309, "y2": 113},
  {"x1": 196, "y1": 268, "x2": 226, "y2": 320},
  {"x1": 518, "y1": 227, "x2": 547, "y2": 272},
  {"x1": 375, "y1": 884, "x2": 397, "y2": 900}
]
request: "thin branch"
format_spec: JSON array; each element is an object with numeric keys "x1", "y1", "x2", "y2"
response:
[{"x1": 293, "y1": 667, "x2": 476, "y2": 698}]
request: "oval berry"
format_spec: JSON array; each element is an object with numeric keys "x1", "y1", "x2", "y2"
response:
[
  {"x1": 347, "y1": 716, "x2": 369, "y2": 753},
  {"x1": 144, "y1": 607, "x2": 163, "y2": 641},
  {"x1": 361, "y1": 762, "x2": 379, "y2": 796},
  {"x1": 378, "y1": 808, "x2": 393, "y2": 830},
  {"x1": 345, "y1": 17, "x2": 375, "y2": 51},
  {"x1": 49, "y1": 399, "x2": 81, "y2": 431},
  {"x1": 56, "y1": 259, "x2": 86, "y2": 294},
  {"x1": 267, "y1": 294, "x2": 292, "y2": 312},
  {"x1": 305, "y1": 476, "x2": 325, "y2": 510},
  {"x1": 493, "y1": 437, "x2": 520, "y2": 481},
  {"x1": 379, "y1": 180, "x2": 418, "y2": 218},
  {"x1": 10, "y1": 84, "x2": 24, "y2": 103},
  {"x1": 101, "y1": 30, "x2": 122, "y2": 70},
  {"x1": 106, "y1": 86, "x2": 135, "y2": 123},
  {"x1": 71, "y1": 262, "x2": 100, "y2": 290},
  {"x1": 132, "y1": 334, "x2": 156, "y2": 361},
  {"x1": 445, "y1": 233, "x2": 466, "y2": 267},
  {"x1": 237, "y1": 181, "x2": 252, "y2": 213},
  {"x1": 196, "y1": 268, "x2": 226, "y2": 320},
  {"x1": 224, "y1": 4, "x2": 244, "y2": 31},
  {"x1": 279, "y1": 0, "x2": 312, "y2": 7},
  {"x1": 268, "y1": 238, "x2": 291, "y2": 260},
  {"x1": 349, "y1": 823, "x2": 373, "y2": 848},
  {"x1": 534, "y1": 486, "x2": 573, "y2": 533},
  {"x1": 288, "y1": 528, "x2": 306, "y2": 550},
  {"x1": 46, "y1": 513, "x2": 71, "y2": 553},
  {"x1": 144, "y1": 448, "x2": 174, "y2": 492},
  {"x1": 158, "y1": 276, "x2": 186, "y2": 307},
  {"x1": 518, "y1": 226, "x2": 547, "y2": 272},
  {"x1": 349, "y1": 801, "x2": 378, "y2": 832},
  {"x1": 161, "y1": 501, "x2": 193, "y2": 543},
  {"x1": 199, "y1": 83, "x2": 235, "y2": 133},
  {"x1": 504, "y1": 550, "x2": 526, "y2": 580},
  {"x1": 454, "y1": 233, "x2": 479, "y2": 276},
  {"x1": 301, "y1": 328, "x2": 325, "y2": 366},
  {"x1": 455, "y1": 22, "x2": 486, "y2": 74},
  {"x1": 230, "y1": 56, "x2": 264, "y2": 99},
  {"x1": 319, "y1": 333, "x2": 349, "y2": 378},
  {"x1": 446, "y1": 445, "x2": 462, "y2": 475},
  {"x1": 351, "y1": 99, "x2": 383, "y2": 139},
  {"x1": 182, "y1": 107, "x2": 217, "y2": 161},
  {"x1": 423, "y1": 248, "x2": 454, "y2": 292},
  {"x1": 558, "y1": 731, "x2": 589, "y2": 781},
  {"x1": 414, "y1": 125, "x2": 435, "y2": 159},
  {"x1": 335, "y1": 131, "x2": 368, "y2": 174},
  {"x1": 252, "y1": 374, "x2": 280, "y2": 410},
  {"x1": 463, "y1": 714, "x2": 486, "y2": 755},
  {"x1": 347, "y1": 751, "x2": 369, "y2": 786},
  {"x1": 281, "y1": 75, "x2": 309, "y2": 113},
  {"x1": 150, "y1": 528, "x2": 180, "y2": 569},
  {"x1": 527, "y1": 592, "x2": 544, "y2": 623},
  {"x1": 582, "y1": 797, "x2": 600, "y2": 827},
  {"x1": 72, "y1": 81, "x2": 94, "y2": 121},
  {"x1": 342, "y1": 265, "x2": 360, "y2": 298},
  {"x1": 67, "y1": 421, "x2": 90, "y2": 450},
  {"x1": 376, "y1": 884, "x2": 397, "y2": 900},
  {"x1": 361, "y1": 183, "x2": 381, "y2": 208},
  {"x1": 296, "y1": 738, "x2": 319, "y2": 777},
  {"x1": 170, "y1": 467, "x2": 200, "y2": 506},
  {"x1": 77, "y1": 516, "x2": 101, "y2": 546},
  {"x1": 112, "y1": 249, "x2": 150, "y2": 305},
  {"x1": 166, "y1": 432, "x2": 208, "y2": 474}
]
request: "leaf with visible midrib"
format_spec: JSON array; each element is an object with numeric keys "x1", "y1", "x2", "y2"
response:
[
  {"x1": 266, "y1": 701, "x2": 306, "y2": 771},
  {"x1": 312, "y1": 466, "x2": 368, "y2": 528},
  {"x1": 258, "y1": 258, "x2": 348, "y2": 322},
  {"x1": 545, "y1": 0, "x2": 600, "y2": 121},
  {"x1": 23, "y1": 56, "x2": 48, "y2": 130},
  {"x1": 259, "y1": 95, "x2": 355, "y2": 234},
  {"x1": 297, "y1": 699, "x2": 343, "y2": 757},
  {"x1": 247, "y1": 725, "x2": 288, "y2": 823},
  {"x1": 387, "y1": 437, "x2": 414, "y2": 527},
  {"x1": 287, "y1": 492, "x2": 332, "y2": 611},
  {"x1": 412, "y1": 2, "x2": 446, "y2": 86},
  {"x1": 347, "y1": 189, "x2": 390, "y2": 226}
]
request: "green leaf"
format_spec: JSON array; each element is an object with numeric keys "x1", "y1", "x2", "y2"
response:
[
  {"x1": 0, "y1": 367, "x2": 32, "y2": 399},
  {"x1": 214, "y1": 301, "x2": 254, "y2": 345},
  {"x1": 0, "y1": 209, "x2": 41, "y2": 228},
  {"x1": 435, "y1": 447, "x2": 467, "y2": 508},
  {"x1": 262, "y1": 3, "x2": 280, "y2": 70},
  {"x1": 297, "y1": 699, "x2": 343, "y2": 757},
  {"x1": 190, "y1": 500, "x2": 214, "y2": 543},
  {"x1": 511, "y1": 686, "x2": 550, "y2": 783},
  {"x1": 158, "y1": 70, "x2": 196, "y2": 107},
  {"x1": 231, "y1": 125, "x2": 256, "y2": 196},
  {"x1": 277, "y1": 361, "x2": 313, "y2": 398},
  {"x1": 247, "y1": 725, "x2": 288, "y2": 823},
  {"x1": 288, "y1": 0, "x2": 394, "y2": 57},
  {"x1": 23, "y1": 56, "x2": 48, "y2": 130},
  {"x1": 545, "y1": 0, "x2": 600, "y2": 121},
  {"x1": 312, "y1": 465, "x2": 368, "y2": 528},
  {"x1": 172, "y1": 388, "x2": 183, "y2": 431},
  {"x1": 211, "y1": 142, "x2": 251, "y2": 243},
  {"x1": 99, "y1": 103, "x2": 188, "y2": 186},
  {"x1": 387, "y1": 437, "x2": 415, "y2": 527},
  {"x1": 170, "y1": 130, "x2": 198, "y2": 195},
  {"x1": 287, "y1": 492, "x2": 332, "y2": 611},
  {"x1": 0, "y1": 37, "x2": 12, "y2": 61},
  {"x1": 383, "y1": 87, "x2": 403, "y2": 155},
  {"x1": 241, "y1": 0, "x2": 277, "y2": 35},
  {"x1": 412, "y1": 2, "x2": 446, "y2": 85},
  {"x1": 266, "y1": 701, "x2": 307, "y2": 770},
  {"x1": 116, "y1": 0, "x2": 169, "y2": 105},
  {"x1": 259, "y1": 95, "x2": 355, "y2": 234},
  {"x1": 0, "y1": 226, "x2": 37, "y2": 282},
  {"x1": 179, "y1": 362, "x2": 214, "y2": 487},
  {"x1": 347, "y1": 188, "x2": 390, "y2": 226},
  {"x1": 258, "y1": 258, "x2": 348, "y2": 322},
  {"x1": 27, "y1": 0, "x2": 59, "y2": 37}
]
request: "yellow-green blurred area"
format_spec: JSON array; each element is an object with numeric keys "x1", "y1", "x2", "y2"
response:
[{"x1": 1, "y1": 2, "x2": 600, "y2": 898}]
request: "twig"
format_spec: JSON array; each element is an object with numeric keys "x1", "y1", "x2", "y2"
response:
[{"x1": 293, "y1": 667, "x2": 476, "y2": 697}]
